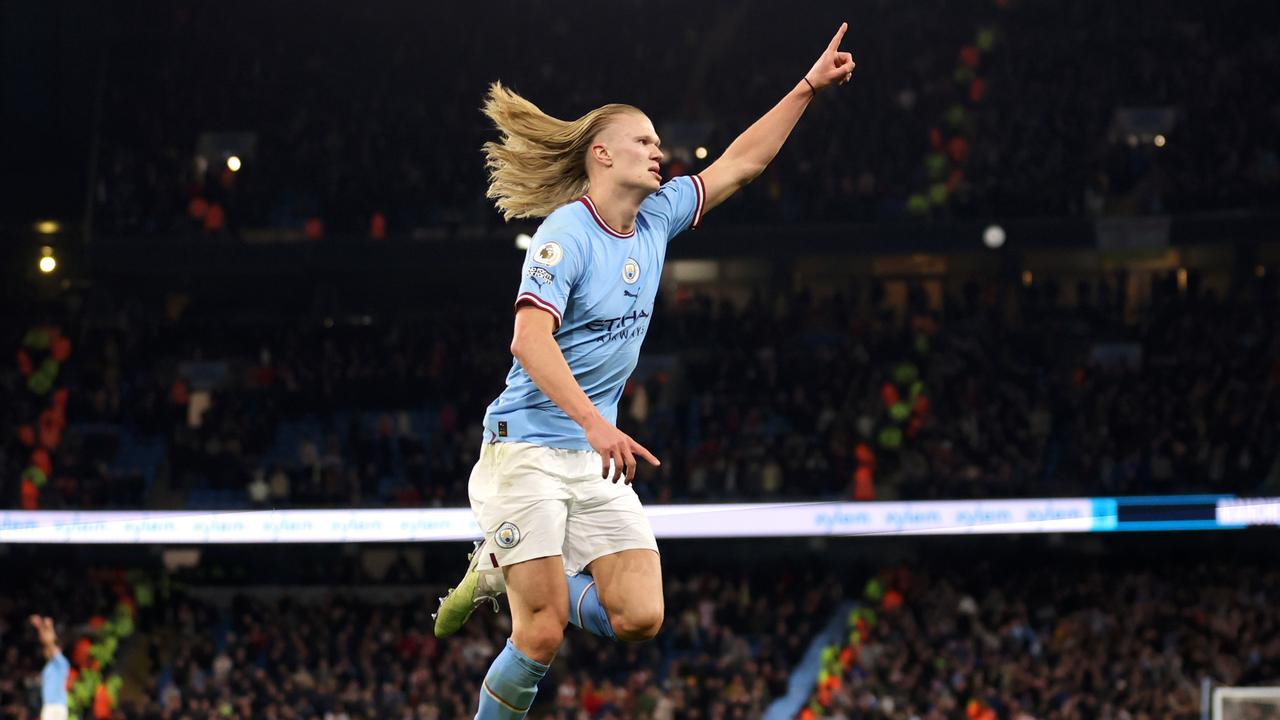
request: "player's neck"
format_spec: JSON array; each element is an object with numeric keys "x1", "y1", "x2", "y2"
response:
[{"x1": 585, "y1": 184, "x2": 646, "y2": 235}]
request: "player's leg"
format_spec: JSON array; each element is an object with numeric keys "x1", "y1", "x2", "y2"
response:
[
  {"x1": 444, "y1": 441, "x2": 572, "y2": 718},
  {"x1": 435, "y1": 443, "x2": 514, "y2": 637},
  {"x1": 564, "y1": 567, "x2": 615, "y2": 640},
  {"x1": 476, "y1": 556, "x2": 566, "y2": 719},
  {"x1": 583, "y1": 548, "x2": 663, "y2": 642},
  {"x1": 562, "y1": 450, "x2": 663, "y2": 643}
]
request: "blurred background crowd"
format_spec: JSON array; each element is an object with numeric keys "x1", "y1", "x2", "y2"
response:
[
  {"x1": 8, "y1": 0, "x2": 1279, "y2": 239},
  {"x1": 4, "y1": 269, "x2": 1277, "y2": 511},
  {"x1": 4, "y1": 541, "x2": 1278, "y2": 719}
]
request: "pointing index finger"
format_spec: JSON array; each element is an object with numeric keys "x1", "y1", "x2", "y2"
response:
[
  {"x1": 827, "y1": 21, "x2": 848, "y2": 52},
  {"x1": 633, "y1": 442, "x2": 661, "y2": 467}
]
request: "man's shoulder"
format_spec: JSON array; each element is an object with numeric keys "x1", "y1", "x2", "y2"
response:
[
  {"x1": 541, "y1": 199, "x2": 592, "y2": 235},
  {"x1": 639, "y1": 176, "x2": 697, "y2": 217},
  {"x1": 526, "y1": 202, "x2": 596, "y2": 269},
  {"x1": 530, "y1": 203, "x2": 591, "y2": 249}
]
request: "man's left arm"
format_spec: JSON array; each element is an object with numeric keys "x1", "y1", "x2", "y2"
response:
[{"x1": 699, "y1": 22, "x2": 855, "y2": 214}]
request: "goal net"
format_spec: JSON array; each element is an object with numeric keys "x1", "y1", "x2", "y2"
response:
[{"x1": 1213, "y1": 687, "x2": 1280, "y2": 720}]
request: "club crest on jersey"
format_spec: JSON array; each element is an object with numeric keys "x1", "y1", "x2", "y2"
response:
[
  {"x1": 526, "y1": 266, "x2": 554, "y2": 288},
  {"x1": 494, "y1": 521, "x2": 521, "y2": 548},
  {"x1": 533, "y1": 242, "x2": 563, "y2": 267},
  {"x1": 622, "y1": 258, "x2": 641, "y2": 284}
]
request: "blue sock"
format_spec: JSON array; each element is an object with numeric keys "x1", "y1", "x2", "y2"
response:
[
  {"x1": 476, "y1": 638, "x2": 549, "y2": 719},
  {"x1": 566, "y1": 572, "x2": 616, "y2": 640}
]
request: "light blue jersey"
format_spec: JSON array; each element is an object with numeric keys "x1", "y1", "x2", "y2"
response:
[
  {"x1": 483, "y1": 175, "x2": 706, "y2": 450},
  {"x1": 42, "y1": 651, "x2": 69, "y2": 706}
]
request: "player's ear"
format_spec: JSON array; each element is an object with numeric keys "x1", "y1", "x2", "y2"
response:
[{"x1": 590, "y1": 142, "x2": 612, "y2": 168}]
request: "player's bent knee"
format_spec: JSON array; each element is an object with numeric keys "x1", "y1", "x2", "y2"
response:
[
  {"x1": 511, "y1": 613, "x2": 566, "y2": 661},
  {"x1": 610, "y1": 605, "x2": 663, "y2": 643},
  {"x1": 509, "y1": 620, "x2": 565, "y2": 661}
]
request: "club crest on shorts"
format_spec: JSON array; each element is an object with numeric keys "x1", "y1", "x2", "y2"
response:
[
  {"x1": 533, "y1": 242, "x2": 563, "y2": 267},
  {"x1": 494, "y1": 521, "x2": 522, "y2": 548},
  {"x1": 622, "y1": 258, "x2": 641, "y2": 284}
]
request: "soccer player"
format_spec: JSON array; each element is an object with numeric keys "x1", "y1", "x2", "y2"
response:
[
  {"x1": 29, "y1": 615, "x2": 70, "y2": 720},
  {"x1": 435, "y1": 23, "x2": 855, "y2": 719}
]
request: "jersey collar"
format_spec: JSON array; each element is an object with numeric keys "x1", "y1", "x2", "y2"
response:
[{"x1": 579, "y1": 195, "x2": 636, "y2": 239}]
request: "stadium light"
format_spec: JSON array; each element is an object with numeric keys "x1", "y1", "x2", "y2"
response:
[
  {"x1": 1021, "y1": 270, "x2": 1033, "y2": 287},
  {"x1": 1177, "y1": 267, "x2": 1188, "y2": 292},
  {"x1": 694, "y1": 146, "x2": 708, "y2": 160},
  {"x1": 982, "y1": 224, "x2": 1005, "y2": 249},
  {"x1": 39, "y1": 256, "x2": 57, "y2": 274},
  {"x1": 515, "y1": 233, "x2": 532, "y2": 250},
  {"x1": 227, "y1": 155, "x2": 242, "y2": 172},
  {"x1": 1153, "y1": 134, "x2": 1166, "y2": 148},
  {"x1": 35, "y1": 220, "x2": 60, "y2": 235}
]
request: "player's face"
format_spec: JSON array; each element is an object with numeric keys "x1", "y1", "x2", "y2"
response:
[{"x1": 604, "y1": 113, "x2": 664, "y2": 192}]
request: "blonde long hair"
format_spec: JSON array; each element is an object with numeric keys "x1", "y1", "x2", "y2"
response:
[{"x1": 481, "y1": 82, "x2": 641, "y2": 220}]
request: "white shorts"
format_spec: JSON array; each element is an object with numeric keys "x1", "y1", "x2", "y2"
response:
[
  {"x1": 468, "y1": 441, "x2": 659, "y2": 575},
  {"x1": 42, "y1": 705, "x2": 68, "y2": 720}
]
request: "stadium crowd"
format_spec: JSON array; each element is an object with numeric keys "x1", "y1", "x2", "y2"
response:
[
  {"x1": 805, "y1": 558, "x2": 1280, "y2": 720},
  {"x1": 6, "y1": 553, "x2": 1278, "y2": 719},
  {"x1": 85, "y1": 0, "x2": 1279, "y2": 238},
  {"x1": 124, "y1": 566, "x2": 838, "y2": 719},
  {"x1": 4, "y1": 271, "x2": 1277, "y2": 510}
]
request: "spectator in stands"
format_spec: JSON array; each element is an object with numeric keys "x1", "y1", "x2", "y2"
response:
[{"x1": 29, "y1": 615, "x2": 70, "y2": 720}]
